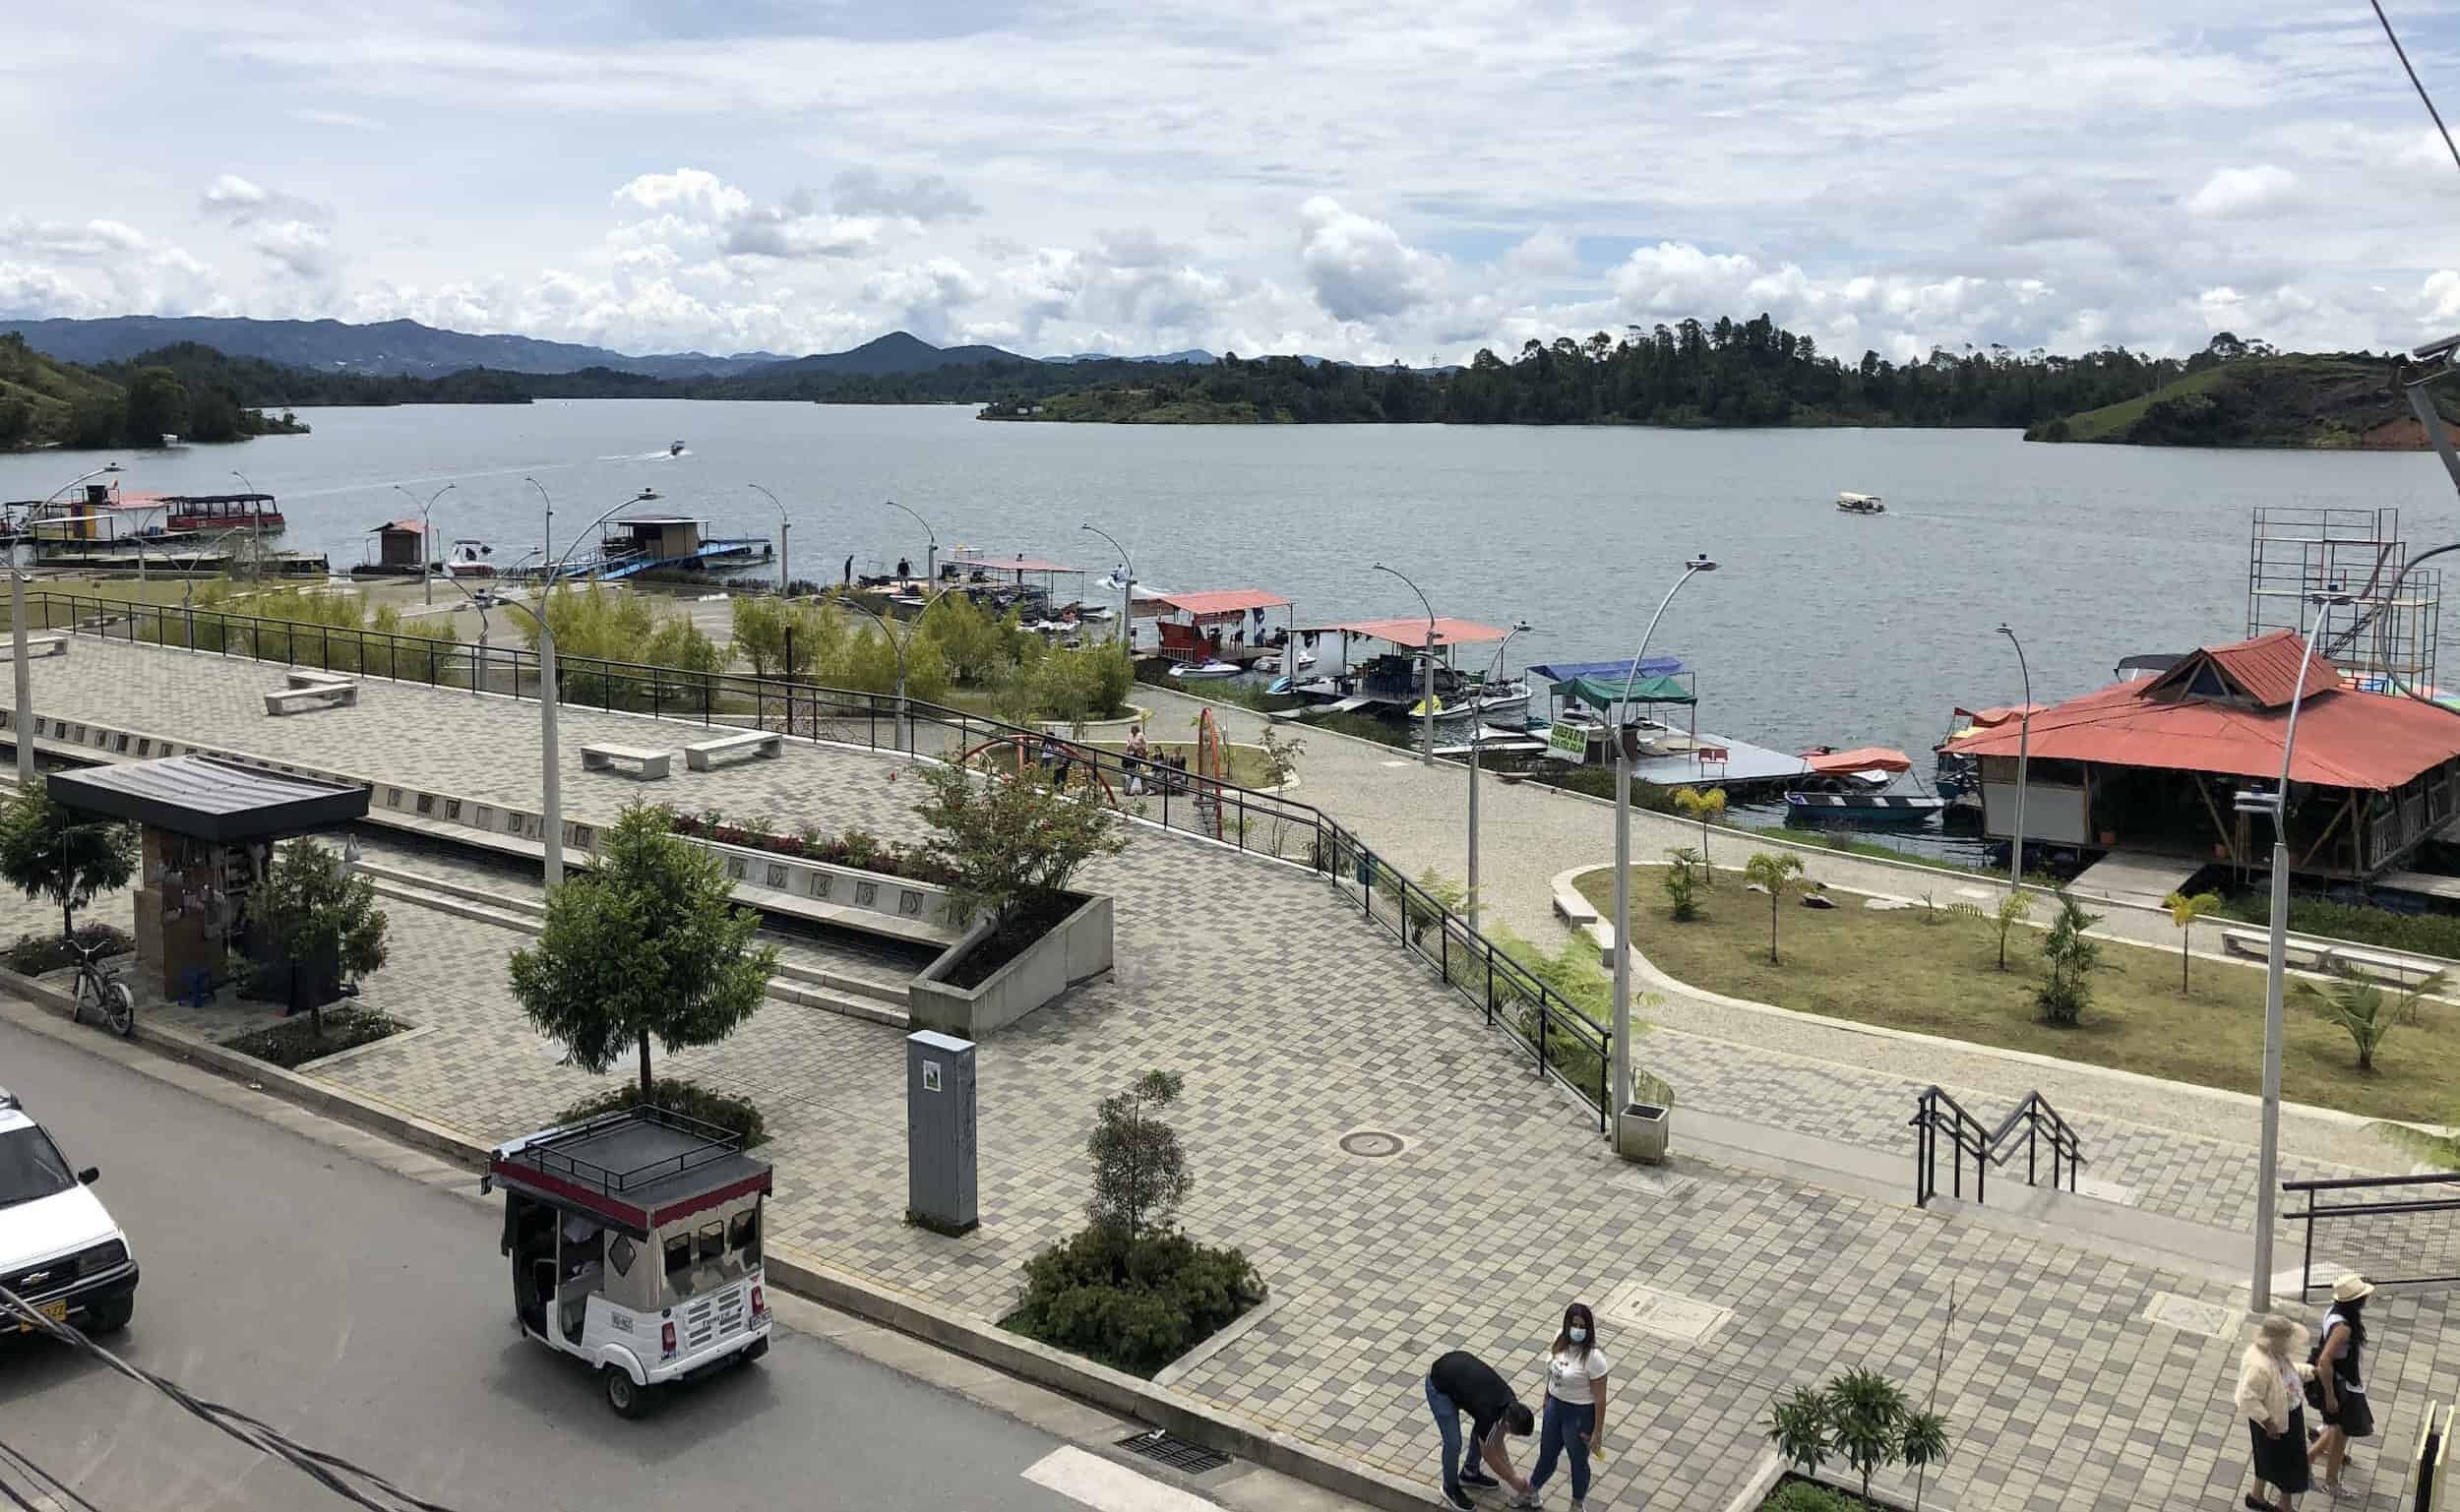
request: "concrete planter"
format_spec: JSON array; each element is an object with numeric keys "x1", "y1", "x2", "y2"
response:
[
  {"x1": 1616, "y1": 1102, "x2": 1670, "y2": 1165},
  {"x1": 907, "y1": 892, "x2": 1113, "y2": 1038}
]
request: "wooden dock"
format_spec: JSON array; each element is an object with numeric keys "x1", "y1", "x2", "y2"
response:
[{"x1": 1627, "y1": 728, "x2": 1811, "y2": 792}]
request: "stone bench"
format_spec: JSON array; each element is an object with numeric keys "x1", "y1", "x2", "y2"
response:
[
  {"x1": 2219, "y1": 927, "x2": 2332, "y2": 971},
  {"x1": 19, "y1": 635, "x2": 67, "y2": 659},
  {"x1": 263, "y1": 682, "x2": 359, "y2": 715},
  {"x1": 581, "y1": 743, "x2": 671, "y2": 779},
  {"x1": 2328, "y1": 945, "x2": 2443, "y2": 989},
  {"x1": 286, "y1": 668, "x2": 355, "y2": 690},
  {"x1": 685, "y1": 728, "x2": 782, "y2": 771}
]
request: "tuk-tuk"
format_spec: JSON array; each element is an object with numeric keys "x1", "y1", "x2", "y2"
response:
[{"x1": 481, "y1": 1106, "x2": 773, "y2": 1417}]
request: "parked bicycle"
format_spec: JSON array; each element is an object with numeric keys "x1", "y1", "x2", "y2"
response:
[{"x1": 66, "y1": 937, "x2": 134, "y2": 1038}]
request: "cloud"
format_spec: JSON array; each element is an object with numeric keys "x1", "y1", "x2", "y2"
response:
[
  {"x1": 250, "y1": 219, "x2": 333, "y2": 278},
  {"x1": 1297, "y1": 197, "x2": 1444, "y2": 323},
  {"x1": 2185, "y1": 164, "x2": 2298, "y2": 219},
  {"x1": 613, "y1": 167, "x2": 881, "y2": 262},
  {"x1": 830, "y1": 167, "x2": 979, "y2": 223},
  {"x1": 0, "y1": 216, "x2": 223, "y2": 316}
]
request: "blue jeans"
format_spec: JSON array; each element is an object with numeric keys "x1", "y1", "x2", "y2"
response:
[
  {"x1": 1426, "y1": 1375, "x2": 1469, "y2": 1494},
  {"x1": 1531, "y1": 1396, "x2": 1595, "y2": 1502}
]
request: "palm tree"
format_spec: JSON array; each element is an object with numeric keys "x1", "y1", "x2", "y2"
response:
[
  {"x1": 1988, "y1": 890, "x2": 2029, "y2": 971},
  {"x1": 1672, "y1": 787, "x2": 1728, "y2": 881},
  {"x1": 2294, "y1": 969, "x2": 2446, "y2": 1071},
  {"x1": 1743, "y1": 851, "x2": 1806, "y2": 964},
  {"x1": 2161, "y1": 889, "x2": 2224, "y2": 993}
]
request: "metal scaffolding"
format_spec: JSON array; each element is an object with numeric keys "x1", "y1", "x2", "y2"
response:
[{"x1": 2246, "y1": 506, "x2": 2440, "y2": 696}]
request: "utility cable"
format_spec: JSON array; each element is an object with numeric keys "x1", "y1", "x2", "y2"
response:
[
  {"x1": 0, "y1": 1284, "x2": 462, "y2": 1512},
  {"x1": 0, "y1": 1440, "x2": 100, "y2": 1512},
  {"x1": 2370, "y1": 0, "x2": 2460, "y2": 177}
]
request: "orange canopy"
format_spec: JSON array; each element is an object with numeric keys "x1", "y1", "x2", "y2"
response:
[
  {"x1": 1302, "y1": 616, "x2": 1507, "y2": 648},
  {"x1": 1808, "y1": 747, "x2": 1913, "y2": 775}
]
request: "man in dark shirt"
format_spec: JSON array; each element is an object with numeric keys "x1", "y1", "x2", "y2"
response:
[{"x1": 1426, "y1": 1349, "x2": 1536, "y2": 1508}]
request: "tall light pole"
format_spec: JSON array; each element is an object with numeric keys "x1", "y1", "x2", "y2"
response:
[
  {"x1": 748, "y1": 484, "x2": 791, "y2": 595},
  {"x1": 1611, "y1": 554, "x2": 1717, "y2": 1146},
  {"x1": 1078, "y1": 521, "x2": 1134, "y2": 644},
  {"x1": 14, "y1": 464, "x2": 123, "y2": 784},
  {"x1": 1372, "y1": 562, "x2": 1439, "y2": 767},
  {"x1": 1467, "y1": 619, "x2": 1533, "y2": 934},
  {"x1": 887, "y1": 500, "x2": 937, "y2": 584},
  {"x1": 525, "y1": 476, "x2": 553, "y2": 575},
  {"x1": 2245, "y1": 589, "x2": 2353, "y2": 1311},
  {"x1": 833, "y1": 584, "x2": 956, "y2": 753},
  {"x1": 229, "y1": 470, "x2": 262, "y2": 583},
  {"x1": 394, "y1": 482, "x2": 456, "y2": 605},
  {"x1": 1998, "y1": 625, "x2": 2032, "y2": 887}
]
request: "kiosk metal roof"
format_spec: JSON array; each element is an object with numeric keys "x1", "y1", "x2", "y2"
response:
[{"x1": 45, "y1": 756, "x2": 369, "y2": 842}]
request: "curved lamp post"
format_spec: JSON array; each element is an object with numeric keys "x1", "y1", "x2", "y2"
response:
[
  {"x1": 525, "y1": 476, "x2": 554, "y2": 571},
  {"x1": 1466, "y1": 619, "x2": 1534, "y2": 933},
  {"x1": 1371, "y1": 562, "x2": 1439, "y2": 767},
  {"x1": 887, "y1": 500, "x2": 937, "y2": 584},
  {"x1": 1998, "y1": 624, "x2": 2032, "y2": 887},
  {"x1": 12, "y1": 465, "x2": 124, "y2": 783},
  {"x1": 1610, "y1": 553, "x2": 1717, "y2": 1146},
  {"x1": 394, "y1": 482, "x2": 457, "y2": 605},
  {"x1": 748, "y1": 483, "x2": 790, "y2": 595},
  {"x1": 2244, "y1": 588, "x2": 2354, "y2": 1311},
  {"x1": 832, "y1": 584, "x2": 957, "y2": 753},
  {"x1": 1078, "y1": 521, "x2": 1134, "y2": 645},
  {"x1": 228, "y1": 469, "x2": 265, "y2": 583}
]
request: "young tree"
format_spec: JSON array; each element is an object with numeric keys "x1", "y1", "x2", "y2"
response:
[
  {"x1": 911, "y1": 761, "x2": 1128, "y2": 928},
  {"x1": 1662, "y1": 846, "x2": 1704, "y2": 921},
  {"x1": 1672, "y1": 786, "x2": 1727, "y2": 878},
  {"x1": 1086, "y1": 1068, "x2": 1192, "y2": 1242},
  {"x1": 2294, "y1": 969, "x2": 2446, "y2": 1071},
  {"x1": 251, "y1": 840, "x2": 389, "y2": 1036},
  {"x1": 2035, "y1": 890, "x2": 2105, "y2": 1025},
  {"x1": 1989, "y1": 890, "x2": 2030, "y2": 971},
  {"x1": 1743, "y1": 851, "x2": 1806, "y2": 964},
  {"x1": 508, "y1": 804, "x2": 777, "y2": 1098},
  {"x1": 2162, "y1": 889, "x2": 2224, "y2": 993},
  {"x1": 0, "y1": 777, "x2": 138, "y2": 939},
  {"x1": 730, "y1": 593, "x2": 794, "y2": 677}
]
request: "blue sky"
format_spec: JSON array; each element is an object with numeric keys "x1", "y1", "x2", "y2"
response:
[{"x1": 5, "y1": 0, "x2": 2460, "y2": 363}]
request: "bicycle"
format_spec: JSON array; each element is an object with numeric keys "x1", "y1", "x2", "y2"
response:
[{"x1": 66, "y1": 937, "x2": 134, "y2": 1038}]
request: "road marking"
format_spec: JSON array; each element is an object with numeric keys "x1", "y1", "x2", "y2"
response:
[{"x1": 1022, "y1": 1446, "x2": 1218, "y2": 1512}]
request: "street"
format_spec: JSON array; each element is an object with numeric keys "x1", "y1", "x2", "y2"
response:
[{"x1": 0, "y1": 1016, "x2": 1110, "y2": 1512}]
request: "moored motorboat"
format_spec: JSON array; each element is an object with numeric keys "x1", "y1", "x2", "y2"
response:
[
  {"x1": 1784, "y1": 747, "x2": 1942, "y2": 825},
  {"x1": 1169, "y1": 659, "x2": 1244, "y2": 681},
  {"x1": 1836, "y1": 491, "x2": 1885, "y2": 515}
]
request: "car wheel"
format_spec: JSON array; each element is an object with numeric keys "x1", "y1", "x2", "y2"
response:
[
  {"x1": 741, "y1": 1335, "x2": 769, "y2": 1364},
  {"x1": 603, "y1": 1366, "x2": 649, "y2": 1419},
  {"x1": 84, "y1": 1295, "x2": 134, "y2": 1335}
]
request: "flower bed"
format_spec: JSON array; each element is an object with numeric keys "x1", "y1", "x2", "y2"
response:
[
  {"x1": 221, "y1": 1006, "x2": 405, "y2": 1069},
  {"x1": 665, "y1": 814, "x2": 957, "y2": 887}
]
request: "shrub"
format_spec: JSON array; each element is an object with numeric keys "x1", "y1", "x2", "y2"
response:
[
  {"x1": 220, "y1": 1005, "x2": 403, "y2": 1070},
  {"x1": 2035, "y1": 889, "x2": 2104, "y2": 1025},
  {"x1": 3, "y1": 922, "x2": 131, "y2": 977},
  {"x1": 1663, "y1": 847, "x2": 1704, "y2": 921},
  {"x1": 557, "y1": 1075, "x2": 768, "y2": 1148},
  {"x1": 2294, "y1": 969, "x2": 2445, "y2": 1072},
  {"x1": 2216, "y1": 895, "x2": 2460, "y2": 963},
  {"x1": 1758, "y1": 1482, "x2": 1863, "y2": 1512},
  {"x1": 1007, "y1": 1225, "x2": 1263, "y2": 1377}
]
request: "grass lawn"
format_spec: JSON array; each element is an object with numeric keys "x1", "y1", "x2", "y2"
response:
[{"x1": 1580, "y1": 867, "x2": 2458, "y2": 1121}]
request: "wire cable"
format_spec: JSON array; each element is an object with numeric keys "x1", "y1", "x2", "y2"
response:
[
  {"x1": 2370, "y1": 0, "x2": 2460, "y2": 176},
  {"x1": 0, "y1": 1438, "x2": 100, "y2": 1512},
  {"x1": 0, "y1": 1284, "x2": 462, "y2": 1512}
]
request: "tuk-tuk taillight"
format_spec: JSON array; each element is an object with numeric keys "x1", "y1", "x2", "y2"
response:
[
  {"x1": 751, "y1": 1285, "x2": 767, "y2": 1318},
  {"x1": 660, "y1": 1321, "x2": 677, "y2": 1358}
]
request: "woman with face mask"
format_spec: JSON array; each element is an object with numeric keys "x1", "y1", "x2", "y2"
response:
[{"x1": 1521, "y1": 1301, "x2": 1611, "y2": 1511}]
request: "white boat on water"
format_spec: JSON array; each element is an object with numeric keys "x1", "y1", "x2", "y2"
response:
[
  {"x1": 668, "y1": 441, "x2": 687, "y2": 456},
  {"x1": 1168, "y1": 659, "x2": 1243, "y2": 681},
  {"x1": 1836, "y1": 491, "x2": 1884, "y2": 515}
]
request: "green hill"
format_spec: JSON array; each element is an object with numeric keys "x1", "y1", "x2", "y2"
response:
[
  {"x1": 2024, "y1": 354, "x2": 2460, "y2": 448},
  {"x1": 0, "y1": 333, "x2": 311, "y2": 452},
  {"x1": 0, "y1": 333, "x2": 126, "y2": 448}
]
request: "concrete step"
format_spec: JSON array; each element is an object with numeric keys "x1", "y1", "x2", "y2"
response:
[
  {"x1": 769, "y1": 954, "x2": 910, "y2": 1006},
  {"x1": 355, "y1": 859, "x2": 543, "y2": 917}
]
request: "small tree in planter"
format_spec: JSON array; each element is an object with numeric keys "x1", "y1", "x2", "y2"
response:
[
  {"x1": 912, "y1": 759, "x2": 1128, "y2": 940},
  {"x1": 1766, "y1": 1366, "x2": 1951, "y2": 1505},
  {"x1": 0, "y1": 777, "x2": 138, "y2": 940},
  {"x1": 250, "y1": 840, "x2": 389, "y2": 1036},
  {"x1": 509, "y1": 803, "x2": 777, "y2": 1099}
]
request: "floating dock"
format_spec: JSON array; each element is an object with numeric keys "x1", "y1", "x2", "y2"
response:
[{"x1": 1626, "y1": 728, "x2": 1811, "y2": 792}]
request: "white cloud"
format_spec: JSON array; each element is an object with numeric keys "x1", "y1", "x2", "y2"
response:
[
  {"x1": 250, "y1": 218, "x2": 333, "y2": 279},
  {"x1": 1297, "y1": 197, "x2": 1444, "y2": 323},
  {"x1": 200, "y1": 174, "x2": 272, "y2": 218},
  {"x1": 830, "y1": 167, "x2": 979, "y2": 224},
  {"x1": 2185, "y1": 163, "x2": 2298, "y2": 218}
]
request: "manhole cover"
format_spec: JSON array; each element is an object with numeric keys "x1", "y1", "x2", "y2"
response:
[
  {"x1": 1117, "y1": 1430, "x2": 1231, "y2": 1475},
  {"x1": 1338, "y1": 1129, "x2": 1407, "y2": 1159}
]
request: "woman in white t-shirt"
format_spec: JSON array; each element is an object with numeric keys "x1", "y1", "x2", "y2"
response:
[{"x1": 1524, "y1": 1301, "x2": 1612, "y2": 1511}]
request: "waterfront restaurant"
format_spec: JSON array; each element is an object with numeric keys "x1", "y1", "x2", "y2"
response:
[{"x1": 1949, "y1": 630, "x2": 2460, "y2": 881}]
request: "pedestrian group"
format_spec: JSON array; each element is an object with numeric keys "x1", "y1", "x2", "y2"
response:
[
  {"x1": 1426, "y1": 1301, "x2": 1612, "y2": 1512},
  {"x1": 2235, "y1": 1273, "x2": 2379, "y2": 1510}
]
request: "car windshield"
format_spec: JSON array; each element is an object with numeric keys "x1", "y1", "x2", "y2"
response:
[{"x1": 0, "y1": 1126, "x2": 78, "y2": 1208}]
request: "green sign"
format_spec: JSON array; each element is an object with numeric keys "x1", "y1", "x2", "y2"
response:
[{"x1": 1548, "y1": 721, "x2": 1590, "y2": 763}]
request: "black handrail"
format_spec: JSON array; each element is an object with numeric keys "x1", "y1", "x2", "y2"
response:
[
  {"x1": 2281, "y1": 1171, "x2": 2460, "y2": 1300},
  {"x1": 27, "y1": 588, "x2": 1620, "y2": 1129},
  {"x1": 1985, "y1": 1091, "x2": 2085, "y2": 1194},
  {"x1": 1910, "y1": 1086, "x2": 1996, "y2": 1207}
]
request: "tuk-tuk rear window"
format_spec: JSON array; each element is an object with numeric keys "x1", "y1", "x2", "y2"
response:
[
  {"x1": 697, "y1": 1220, "x2": 724, "y2": 1261},
  {"x1": 663, "y1": 1235, "x2": 691, "y2": 1278},
  {"x1": 729, "y1": 1207, "x2": 760, "y2": 1260}
]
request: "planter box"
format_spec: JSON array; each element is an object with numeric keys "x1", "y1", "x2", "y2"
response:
[
  {"x1": 908, "y1": 893, "x2": 1113, "y2": 1038},
  {"x1": 1616, "y1": 1102, "x2": 1670, "y2": 1165}
]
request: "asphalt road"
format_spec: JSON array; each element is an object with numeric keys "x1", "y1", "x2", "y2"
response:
[{"x1": 0, "y1": 1018, "x2": 1101, "y2": 1512}]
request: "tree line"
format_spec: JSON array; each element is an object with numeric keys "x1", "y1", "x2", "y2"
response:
[{"x1": 0, "y1": 333, "x2": 308, "y2": 451}]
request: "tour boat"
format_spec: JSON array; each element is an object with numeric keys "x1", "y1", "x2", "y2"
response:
[
  {"x1": 1783, "y1": 748, "x2": 1944, "y2": 825},
  {"x1": 1835, "y1": 491, "x2": 1885, "y2": 515}
]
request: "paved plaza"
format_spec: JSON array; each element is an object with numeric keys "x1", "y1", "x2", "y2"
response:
[{"x1": 12, "y1": 636, "x2": 2459, "y2": 1511}]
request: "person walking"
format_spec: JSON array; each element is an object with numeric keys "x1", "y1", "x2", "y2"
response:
[
  {"x1": 1424, "y1": 1349, "x2": 1536, "y2": 1510},
  {"x1": 2236, "y1": 1313, "x2": 2311, "y2": 1511},
  {"x1": 841, "y1": 553, "x2": 853, "y2": 586},
  {"x1": 2307, "y1": 1275, "x2": 2376, "y2": 1499},
  {"x1": 1526, "y1": 1302, "x2": 1611, "y2": 1511}
]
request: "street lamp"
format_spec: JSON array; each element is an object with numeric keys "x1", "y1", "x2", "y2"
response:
[
  {"x1": 11, "y1": 464, "x2": 124, "y2": 784},
  {"x1": 1466, "y1": 619, "x2": 1534, "y2": 934},
  {"x1": 887, "y1": 500, "x2": 937, "y2": 584},
  {"x1": 229, "y1": 470, "x2": 262, "y2": 583},
  {"x1": 1998, "y1": 625, "x2": 2032, "y2": 887},
  {"x1": 748, "y1": 484, "x2": 791, "y2": 595},
  {"x1": 394, "y1": 482, "x2": 457, "y2": 605},
  {"x1": 1371, "y1": 562, "x2": 1439, "y2": 767},
  {"x1": 2244, "y1": 587, "x2": 2354, "y2": 1311},
  {"x1": 1078, "y1": 521, "x2": 1134, "y2": 645},
  {"x1": 832, "y1": 584, "x2": 957, "y2": 753},
  {"x1": 1610, "y1": 553, "x2": 1717, "y2": 1148},
  {"x1": 525, "y1": 476, "x2": 554, "y2": 572}
]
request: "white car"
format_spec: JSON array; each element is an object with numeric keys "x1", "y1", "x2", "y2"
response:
[{"x1": 0, "y1": 1085, "x2": 137, "y2": 1336}]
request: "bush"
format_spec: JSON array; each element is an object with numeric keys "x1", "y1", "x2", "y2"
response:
[
  {"x1": 2218, "y1": 895, "x2": 2460, "y2": 962},
  {"x1": 3, "y1": 922, "x2": 131, "y2": 976},
  {"x1": 2035, "y1": 890, "x2": 2104, "y2": 1026},
  {"x1": 1664, "y1": 846, "x2": 1704, "y2": 921},
  {"x1": 221, "y1": 1006, "x2": 403, "y2": 1070},
  {"x1": 1006, "y1": 1225, "x2": 1263, "y2": 1377},
  {"x1": 557, "y1": 1076, "x2": 769, "y2": 1148},
  {"x1": 1757, "y1": 1481, "x2": 1867, "y2": 1512}
]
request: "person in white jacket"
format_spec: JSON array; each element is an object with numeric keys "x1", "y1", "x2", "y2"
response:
[{"x1": 2235, "y1": 1314, "x2": 2312, "y2": 1511}]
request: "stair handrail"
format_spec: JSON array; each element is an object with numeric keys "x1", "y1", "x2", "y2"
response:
[
  {"x1": 1909, "y1": 1085, "x2": 1997, "y2": 1208},
  {"x1": 1985, "y1": 1091, "x2": 2086, "y2": 1195}
]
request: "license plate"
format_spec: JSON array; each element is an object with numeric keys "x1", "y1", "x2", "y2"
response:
[{"x1": 14, "y1": 1300, "x2": 67, "y2": 1334}]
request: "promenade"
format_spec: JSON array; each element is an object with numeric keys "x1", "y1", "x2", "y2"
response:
[{"x1": 11, "y1": 637, "x2": 2452, "y2": 1512}]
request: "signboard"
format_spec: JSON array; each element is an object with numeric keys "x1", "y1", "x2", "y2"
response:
[{"x1": 1548, "y1": 722, "x2": 1590, "y2": 764}]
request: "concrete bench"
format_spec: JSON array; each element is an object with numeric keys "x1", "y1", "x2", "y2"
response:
[
  {"x1": 581, "y1": 743, "x2": 671, "y2": 779},
  {"x1": 19, "y1": 635, "x2": 67, "y2": 659},
  {"x1": 2220, "y1": 927, "x2": 2330, "y2": 970},
  {"x1": 263, "y1": 682, "x2": 358, "y2": 715},
  {"x1": 286, "y1": 668, "x2": 354, "y2": 690},
  {"x1": 685, "y1": 729, "x2": 782, "y2": 771},
  {"x1": 2328, "y1": 946, "x2": 2443, "y2": 989}
]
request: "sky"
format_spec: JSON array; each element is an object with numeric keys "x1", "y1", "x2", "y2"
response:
[{"x1": 7, "y1": 0, "x2": 2460, "y2": 364}]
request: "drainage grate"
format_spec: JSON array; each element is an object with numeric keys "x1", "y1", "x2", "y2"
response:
[
  {"x1": 1117, "y1": 1430, "x2": 1232, "y2": 1476},
  {"x1": 1337, "y1": 1128, "x2": 1407, "y2": 1159}
]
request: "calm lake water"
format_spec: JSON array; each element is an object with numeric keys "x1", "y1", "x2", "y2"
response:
[{"x1": 6, "y1": 399, "x2": 2456, "y2": 827}]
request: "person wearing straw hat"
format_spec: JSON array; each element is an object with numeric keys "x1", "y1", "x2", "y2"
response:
[
  {"x1": 2235, "y1": 1313, "x2": 2312, "y2": 1510},
  {"x1": 2306, "y1": 1274, "x2": 2376, "y2": 1499}
]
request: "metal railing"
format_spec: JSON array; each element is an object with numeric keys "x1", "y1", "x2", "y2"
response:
[
  {"x1": 25, "y1": 588, "x2": 1618, "y2": 1128},
  {"x1": 1911, "y1": 1086, "x2": 1996, "y2": 1207},
  {"x1": 1986, "y1": 1091, "x2": 2085, "y2": 1194},
  {"x1": 2281, "y1": 1171, "x2": 2460, "y2": 1301}
]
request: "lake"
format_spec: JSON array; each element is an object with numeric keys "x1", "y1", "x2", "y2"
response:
[{"x1": 5, "y1": 399, "x2": 2455, "y2": 838}]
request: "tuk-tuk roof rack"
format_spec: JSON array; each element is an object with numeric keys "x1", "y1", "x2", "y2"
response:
[{"x1": 516, "y1": 1105, "x2": 746, "y2": 1197}]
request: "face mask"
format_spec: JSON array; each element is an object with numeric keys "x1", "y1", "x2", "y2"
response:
[{"x1": 1568, "y1": 1327, "x2": 1588, "y2": 1343}]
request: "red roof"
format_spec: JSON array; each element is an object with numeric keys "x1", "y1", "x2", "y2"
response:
[
  {"x1": 1951, "y1": 664, "x2": 2460, "y2": 792},
  {"x1": 1145, "y1": 588, "x2": 1291, "y2": 619},
  {"x1": 1302, "y1": 616, "x2": 1508, "y2": 648},
  {"x1": 1951, "y1": 703, "x2": 2047, "y2": 727},
  {"x1": 2151, "y1": 629, "x2": 2337, "y2": 708},
  {"x1": 370, "y1": 518, "x2": 425, "y2": 534}
]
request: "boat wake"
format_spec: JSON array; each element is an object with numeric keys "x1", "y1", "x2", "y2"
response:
[{"x1": 598, "y1": 449, "x2": 687, "y2": 461}]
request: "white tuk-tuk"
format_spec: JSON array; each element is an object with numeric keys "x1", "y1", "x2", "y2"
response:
[{"x1": 482, "y1": 1106, "x2": 773, "y2": 1417}]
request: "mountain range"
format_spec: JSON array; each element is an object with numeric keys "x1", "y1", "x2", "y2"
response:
[{"x1": 0, "y1": 315, "x2": 1227, "y2": 382}]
